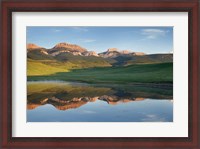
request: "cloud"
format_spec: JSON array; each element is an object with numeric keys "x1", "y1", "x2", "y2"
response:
[
  {"x1": 142, "y1": 29, "x2": 167, "y2": 35},
  {"x1": 141, "y1": 29, "x2": 168, "y2": 39},
  {"x1": 146, "y1": 35, "x2": 157, "y2": 39},
  {"x1": 55, "y1": 29, "x2": 61, "y2": 32},
  {"x1": 80, "y1": 39, "x2": 96, "y2": 43}
]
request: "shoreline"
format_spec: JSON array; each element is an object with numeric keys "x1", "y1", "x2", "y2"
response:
[{"x1": 27, "y1": 79, "x2": 173, "y2": 89}]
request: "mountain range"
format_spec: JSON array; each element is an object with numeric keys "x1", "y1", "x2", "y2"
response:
[
  {"x1": 27, "y1": 42, "x2": 173, "y2": 67},
  {"x1": 27, "y1": 42, "x2": 146, "y2": 58}
]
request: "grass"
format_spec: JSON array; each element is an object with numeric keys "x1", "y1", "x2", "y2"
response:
[
  {"x1": 28, "y1": 62, "x2": 173, "y2": 84},
  {"x1": 27, "y1": 58, "x2": 111, "y2": 76},
  {"x1": 27, "y1": 60, "x2": 69, "y2": 76}
]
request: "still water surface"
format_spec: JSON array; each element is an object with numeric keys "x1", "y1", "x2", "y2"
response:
[{"x1": 27, "y1": 81, "x2": 173, "y2": 122}]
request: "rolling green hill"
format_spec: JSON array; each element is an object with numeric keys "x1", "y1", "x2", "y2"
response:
[
  {"x1": 27, "y1": 59, "x2": 69, "y2": 76},
  {"x1": 54, "y1": 53, "x2": 112, "y2": 67},
  {"x1": 112, "y1": 54, "x2": 173, "y2": 66},
  {"x1": 27, "y1": 55, "x2": 111, "y2": 76},
  {"x1": 27, "y1": 43, "x2": 173, "y2": 84},
  {"x1": 28, "y1": 62, "x2": 173, "y2": 84},
  {"x1": 27, "y1": 49, "x2": 54, "y2": 60}
]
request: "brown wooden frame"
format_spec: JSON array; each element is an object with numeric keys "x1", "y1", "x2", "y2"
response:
[{"x1": 1, "y1": 0, "x2": 199, "y2": 148}]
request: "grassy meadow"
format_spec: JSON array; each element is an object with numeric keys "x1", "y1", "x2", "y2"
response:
[{"x1": 27, "y1": 59, "x2": 173, "y2": 84}]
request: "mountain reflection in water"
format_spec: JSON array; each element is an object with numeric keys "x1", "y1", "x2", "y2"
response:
[{"x1": 27, "y1": 81, "x2": 173, "y2": 122}]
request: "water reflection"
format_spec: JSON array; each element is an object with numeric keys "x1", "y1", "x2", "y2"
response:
[{"x1": 27, "y1": 81, "x2": 173, "y2": 122}]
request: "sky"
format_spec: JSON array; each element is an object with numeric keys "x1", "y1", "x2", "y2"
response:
[{"x1": 27, "y1": 26, "x2": 173, "y2": 54}]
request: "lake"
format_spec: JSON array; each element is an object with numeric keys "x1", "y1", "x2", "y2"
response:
[{"x1": 27, "y1": 81, "x2": 173, "y2": 122}]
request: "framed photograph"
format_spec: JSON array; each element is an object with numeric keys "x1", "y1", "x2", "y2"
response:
[{"x1": 1, "y1": 0, "x2": 199, "y2": 148}]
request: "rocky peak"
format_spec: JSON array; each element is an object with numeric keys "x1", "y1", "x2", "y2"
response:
[
  {"x1": 121, "y1": 50, "x2": 131, "y2": 54},
  {"x1": 53, "y1": 42, "x2": 71, "y2": 48},
  {"x1": 84, "y1": 51, "x2": 99, "y2": 57},
  {"x1": 133, "y1": 52, "x2": 145, "y2": 56},
  {"x1": 52, "y1": 42, "x2": 87, "y2": 52},
  {"x1": 107, "y1": 48, "x2": 119, "y2": 53},
  {"x1": 27, "y1": 43, "x2": 41, "y2": 49}
]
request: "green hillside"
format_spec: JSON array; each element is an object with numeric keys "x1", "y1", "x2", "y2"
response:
[
  {"x1": 27, "y1": 49, "x2": 54, "y2": 60},
  {"x1": 27, "y1": 60, "x2": 69, "y2": 76},
  {"x1": 27, "y1": 52, "x2": 112, "y2": 76},
  {"x1": 54, "y1": 53, "x2": 111, "y2": 67},
  {"x1": 27, "y1": 45, "x2": 173, "y2": 84},
  {"x1": 112, "y1": 54, "x2": 173, "y2": 66},
  {"x1": 28, "y1": 62, "x2": 173, "y2": 84}
]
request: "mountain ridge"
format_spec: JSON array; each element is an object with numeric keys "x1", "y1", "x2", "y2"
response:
[
  {"x1": 27, "y1": 42, "x2": 173, "y2": 67},
  {"x1": 27, "y1": 42, "x2": 148, "y2": 58}
]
